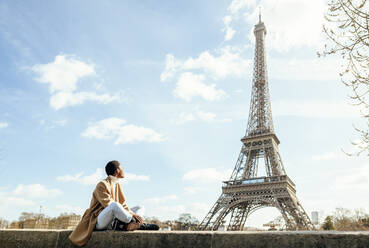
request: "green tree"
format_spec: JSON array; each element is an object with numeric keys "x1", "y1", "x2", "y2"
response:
[
  {"x1": 320, "y1": 0, "x2": 369, "y2": 155},
  {"x1": 322, "y1": 216, "x2": 335, "y2": 230}
]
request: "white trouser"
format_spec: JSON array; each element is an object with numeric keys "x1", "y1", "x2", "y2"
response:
[{"x1": 95, "y1": 202, "x2": 143, "y2": 230}]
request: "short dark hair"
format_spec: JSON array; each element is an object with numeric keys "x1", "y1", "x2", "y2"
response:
[{"x1": 105, "y1": 160, "x2": 120, "y2": 176}]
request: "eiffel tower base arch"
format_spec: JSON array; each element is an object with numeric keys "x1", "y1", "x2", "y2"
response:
[{"x1": 198, "y1": 176, "x2": 314, "y2": 231}]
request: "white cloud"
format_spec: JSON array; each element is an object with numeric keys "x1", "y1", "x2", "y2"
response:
[
  {"x1": 0, "y1": 189, "x2": 37, "y2": 221},
  {"x1": 0, "y1": 195, "x2": 35, "y2": 207},
  {"x1": 161, "y1": 50, "x2": 250, "y2": 82},
  {"x1": 82, "y1": 118, "x2": 127, "y2": 140},
  {"x1": 39, "y1": 119, "x2": 68, "y2": 129},
  {"x1": 331, "y1": 164, "x2": 369, "y2": 191},
  {"x1": 54, "y1": 119, "x2": 68, "y2": 127},
  {"x1": 269, "y1": 58, "x2": 341, "y2": 81},
  {"x1": 186, "y1": 202, "x2": 211, "y2": 219},
  {"x1": 81, "y1": 117, "x2": 165, "y2": 144},
  {"x1": 144, "y1": 194, "x2": 178, "y2": 205},
  {"x1": 50, "y1": 91, "x2": 122, "y2": 110},
  {"x1": 32, "y1": 54, "x2": 123, "y2": 110},
  {"x1": 183, "y1": 186, "x2": 202, "y2": 195},
  {"x1": 273, "y1": 100, "x2": 361, "y2": 118},
  {"x1": 223, "y1": 15, "x2": 236, "y2": 41},
  {"x1": 228, "y1": 0, "x2": 256, "y2": 15},
  {"x1": 176, "y1": 108, "x2": 231, "y2": 124},
  {"x1": 177, "y1": 112, "x2": 196, "y2": 124},
  {"x1": 57, "y1": 168, "x2": 104, "y2": 186},
  {"x1": 196, "y1": 110, "x2": 217, "y2": 122},
  {"x1": 13, "y1": 184, "x2": 62, "y2": 198},
  {"x1": 247, "y1": 0, "x2": 326, "y2": 52},
  {"x1": 57, "y1": 168, "x2": 150, "y2": 185},
  {"x1": 223, "y1": 0, "x2": 326, "y2": 51},
  {"x1": 183, "y1": 168, "x2": 232, "y2": 183},
  {"x1": 174, "y1": 73, "x2": 227, "y2": 102},
  {"x1": 55, "y1": 204, "x2": 84, "y2": 215},
  {"x1": 312, "y1": 152, "x2": 339, "y2": 161},
  {"x1": 184, "y1": 49, "x2": 250, "y2": 79},
  {"x1": 160, "y1": 54, "x2": 182, "y2": 82},
  {"x1": 149, "y1": 205, "x2": 186, "y2": 219},
  {"x1": 114, "y1": 125, "x2": 165, "y2": 144},
  {"x1": 221, "y1": 0, "x2": 257, "y2": 41},
  {"x1": 160, "y1": 37, "x2": 251, "y2": 102},
  {"x1": 144, "y1": 202, "x2": 211, "y2": 221},
  {"x1": 32, "y1": 54, "x2": 95, "y2": 93},
  {"x1": 0, "y1": 184, "x2": 62, "y2": 219},
  {"x1": 125, "y1": 173, "x2": 150, "y2": 182},
  {"x1": 0, "y1": 122, "x2": 8, "y2": 129}
]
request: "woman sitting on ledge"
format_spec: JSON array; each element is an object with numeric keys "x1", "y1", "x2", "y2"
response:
[{"x1": 69, "y1": 160, "x2": 158, "y2": 247}]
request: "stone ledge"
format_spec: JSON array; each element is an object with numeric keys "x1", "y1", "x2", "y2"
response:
[{"x1": 1, "y1": 230, "x2": 369, "y2": 248}]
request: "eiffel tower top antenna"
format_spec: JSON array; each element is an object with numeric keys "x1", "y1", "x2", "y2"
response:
[{"x1": 245, "y1": 5, "x2": 273, "y2": 139}]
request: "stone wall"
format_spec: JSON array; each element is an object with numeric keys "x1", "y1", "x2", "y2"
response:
[{"x1": 1, "y1": 230, "x2": 369, "y2": 248}]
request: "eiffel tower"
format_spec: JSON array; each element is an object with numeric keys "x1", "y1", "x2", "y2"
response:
[{"x1": 198, "y1": 14, "x2": 314, "y2": 231}]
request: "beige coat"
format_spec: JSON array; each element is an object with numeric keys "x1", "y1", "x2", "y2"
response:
[{"x1": 69, "y1": 177, "x2": 133, "y2": 246}]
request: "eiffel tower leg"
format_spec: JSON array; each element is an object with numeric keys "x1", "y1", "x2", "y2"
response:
[
  {"x1": 198, "y1": 194, "x2": 229, "y2": 230},
  {"x1": 227, "y1": 203, "x2": 250, "y2": 230},
  {"x1": 277, "y1": 197, "x2": 314, "y2": 230},
  {"x1": 295, "y1": 200, "x2": 314, "y2": 229},
  {"x1": 288, "y1": 199, "x2": 314, "y2": 230},
  {"x1": 275, "y1": 199, "x2": 296, "y2": 230}
]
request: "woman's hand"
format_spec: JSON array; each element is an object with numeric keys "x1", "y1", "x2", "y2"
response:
[{"x1": 132, "y1": 214, "x2": 143, "y2": 224}]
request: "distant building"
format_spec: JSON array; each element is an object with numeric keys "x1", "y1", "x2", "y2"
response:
[
  {"x1": 48, "y1": 214, "x2": 81, "y2": 229},
  {"x1": 262, "y1": 221, "x2": 281, "y2": 231},
  {"x1": 311, "y1": 211, "x2": 319, "y2": 225},
  {"x1": 8, "y1": 213, "x2": 81, "y2": 230},
  {"x1": 9, "y1": 221, "x2": 24, "y2": 229},
  {"x1": 24, "y1": 218, "x2": 49, "y2": 229}
]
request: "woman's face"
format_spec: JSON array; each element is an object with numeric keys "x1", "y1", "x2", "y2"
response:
[{"x1": 115, "y1": 165, "x2": 125, "y2": 178}]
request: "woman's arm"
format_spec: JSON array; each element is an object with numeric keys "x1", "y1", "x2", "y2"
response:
[{"x1": 93, "y1": 182, "x2": 114, "y2": 208}]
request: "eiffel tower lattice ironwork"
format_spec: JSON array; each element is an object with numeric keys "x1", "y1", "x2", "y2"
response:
[{"x1": 198, "y1": 14, "x2": 314, "y2": 231}]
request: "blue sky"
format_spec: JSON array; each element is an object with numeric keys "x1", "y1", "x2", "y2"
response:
[{"x1": 0, "y1": 0, "x2": 368, "y2": 228}]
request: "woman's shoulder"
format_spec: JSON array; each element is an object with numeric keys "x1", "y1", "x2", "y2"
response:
[{"x1": 95, "y1": 178, "x2": 110, "y2": 189}]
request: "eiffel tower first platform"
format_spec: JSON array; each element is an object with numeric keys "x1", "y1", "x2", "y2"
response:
[{"x1": 198, "y1": 14, "x2": 314, "y2": 231}]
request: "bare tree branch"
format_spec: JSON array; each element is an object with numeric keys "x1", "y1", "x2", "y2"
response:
[{"x1": 321, "y1": 0, "x2": 369, "y2": 156}]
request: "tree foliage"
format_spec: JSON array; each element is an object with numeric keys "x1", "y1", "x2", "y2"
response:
[
  {"x1": 177, "y1": 213, "x2": 199, "y2": 230},
  {"x1": 320, "y1": 208, "x2": 369, "y2": 231},
  {"x1": 18, "y1": 212, "x2": 46, "y2": 221},
  {"x1": 321, "y1": 0, "x2": 369, "y2": 155},
  {"x1": 322, "y1": 216, "x2": 335, "y2": 230},
  {"x1": 0, "y1": 217, "x2": 9, "y2": 229},
  {"x1": 332, "y1": 208, "x2": 369, "y2": 230}
]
